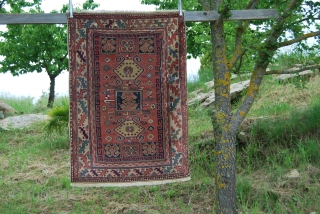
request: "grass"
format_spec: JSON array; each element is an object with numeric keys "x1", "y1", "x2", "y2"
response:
[
  {"x1": 187, "y1": 67, "x2": 213, "y2": 93},
  {"x1": 0, "y1": 92, "x2": 69, "y2": 115},
  {"x1": 0, "y1": 92, "x2": 35, "y2": 114},
  {"x1": 270, "y1": 48, "x2": 320, "y2": 71},
  {"x1": 0, "y1": 62, "x2": 320, "y2": 213}
]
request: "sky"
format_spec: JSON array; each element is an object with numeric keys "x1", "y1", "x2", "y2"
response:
[{"x1": 0, "y1": 0, "x2": 201, "y2": 101}]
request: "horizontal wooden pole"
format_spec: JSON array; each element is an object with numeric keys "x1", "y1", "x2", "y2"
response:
[
  {"x1": 0, "y1": 13, "x2": 67, "y2": 24},
  {"x1": 0, "y1": 9, "x2": 278, "y2": 24},
  {"x1": 185, "y1": 9, "x2": 278, "y2": 22}
]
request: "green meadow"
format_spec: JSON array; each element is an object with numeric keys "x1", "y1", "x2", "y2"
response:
[{"x1": 0, "y1": 56, "x2": 320, "y2": 213}]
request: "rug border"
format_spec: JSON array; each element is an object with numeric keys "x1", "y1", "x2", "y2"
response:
[
  {"x1": 68, "y1": 12, "x2": 189, "y2": 183},
  {"x1": 71, "y1": 177, "x2": 191, "y2": 187}
]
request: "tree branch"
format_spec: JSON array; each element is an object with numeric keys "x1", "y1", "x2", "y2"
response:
[
  {"x1": 60, "y1": 51, "x2": 68, "y2": 62},
  {"x1": 245, "y1": 0, "x2": 259, "y2": 9},
  {"x1": 199, "y1": 0, "x2": 210, "y2": 11},
  {"x1": 232, "y1": 49, "x2": 247, "y2": 74},
  {"x1": 288, "y1": 17, "x2": 320, "y2": 26},
  {"x1": 0, "y1": 0, "x2": 5, "y2": 10},
  {"x1": 216, "y1": 1, "x2": 231, "y2": 24},
  {"x1": 230, "y1": 0, "x2": 300, "y2": 133},
  {"x1": 279, "y1": 31, "x2": 320, "y2": 47},
  {"x1": 266, "y1": 65, "x2": 320, "y2": 75},
  {"x1": 229, "y1": 0, "x2": 258, "y2": 70}
]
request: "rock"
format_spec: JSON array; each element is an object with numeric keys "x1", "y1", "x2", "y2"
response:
[
  {"x1": 188, "y1": 91, "x2": 213, "y2": 107},
  {"x1": 188, "y1": 79, "x2": 251, "y2": 108},
  {"x1": 309, "y1": 212, "x2": 317, "y2": 214},
  {"x1": 205, "y1": 80, "x2": 214, "y2": 89},
  {"x1": 299, "y1": 70, "x2": 314, "y2": 76},
  {"x1": 285, "y1": 169, "x2": 300, "y2": 179},
  {"x1": 188, "y1": 89, "x2": 203, "y2": 99},
  {"x1": 275, "y1": 69, "x2": 314, "y2": 82},
  {"x1": 0, "y1": 111, "x2": 4, "y2": 119},
  {"x1": 231, "y1": 73, "x2": 251, "y2": 80},
  {"x1": 0, "y1": 100, "x2": 16, "y2": 118},
  {"x1": 200, "y1": 80, "x2": 250, "y2": 108},
  {"x1": 230, "y1": 80, "x2": 251, "y2": 100},
  {"x1": 0, "y1": 114, "x2": 50, "y2": 130},
  {"x1": 188, "y1": 80, "x2": 250, "y2": 108},
  {"x1": 237, "y1": 131, "x2": 248, "y2": 143},
  {"x1": 294, "y1": 64, "x2": 303, "y2": 67}
]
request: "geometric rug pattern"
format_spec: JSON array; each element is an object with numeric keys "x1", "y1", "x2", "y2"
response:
[{"x1": 68, "y1": 11, "x2": 189, "y2": 184}]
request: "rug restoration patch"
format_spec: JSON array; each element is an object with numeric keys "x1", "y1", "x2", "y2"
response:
[{"x1": 68, "y1": 12, "x2": 189, "y2": 185}]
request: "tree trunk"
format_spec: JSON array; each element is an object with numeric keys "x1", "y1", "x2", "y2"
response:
[
  {"x1": 212, "y1": 122, "x2": 237, "y2": 213},
  {"x1": 196, "y1": 0, "x2": 305, "y2": 213},
  {"x1": 47, "y1": 73, "x2": 57, "y2": 108},
  {"x1": 208, "y1": 0, "x2": 238, "y2": 212}
]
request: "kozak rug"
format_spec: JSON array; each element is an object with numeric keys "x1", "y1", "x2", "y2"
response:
[{"x1": 68, "y1": 11, "x2": 190, "y2": 186}]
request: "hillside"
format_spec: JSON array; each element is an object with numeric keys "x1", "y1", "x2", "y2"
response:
[{"x1": 0, "y1": 71, "x2": 319, "y2": 213}]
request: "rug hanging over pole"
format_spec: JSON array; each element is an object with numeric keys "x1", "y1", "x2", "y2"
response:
[{"x1": 68, "y1": 11, "x2": 190, "y2": 187}]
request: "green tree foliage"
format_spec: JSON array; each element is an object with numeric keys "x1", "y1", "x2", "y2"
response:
[
  {"x1": 143, "y1": 0, "x2": 320, "y2": 213},
  {"x1": 143, "y1": 0, "x2": 320, "y2": 77},
  {"x1": 0, "y1": 0, "x2": 42, "y2": 12},
  {"x1": 142, "y1": 0, "x2": 211, "y2": 58},
  {"x1": 0, "y1": 0, "x2": 99, "y2": 107}
]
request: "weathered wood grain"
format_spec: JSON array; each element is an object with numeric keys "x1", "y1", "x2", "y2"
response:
[
  {"x1": 0, "y1": 14, "x2": 67, "y2": 24},
  {"x1": 185, "y1": 9, "x2": 278, "y2": 21},
  {"x1": 0, "y1": 9, "x2": 278, "y2": 24}
]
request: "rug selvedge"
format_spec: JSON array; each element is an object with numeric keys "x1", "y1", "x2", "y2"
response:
[{"x1": 68, "y1": 12, "x2": 189, "y2": 183}]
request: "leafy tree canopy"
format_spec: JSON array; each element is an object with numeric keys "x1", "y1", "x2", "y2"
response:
[
  {"x1": 0, "y1": 0, "x2": 99, "y2": 107},
  {"x1": 142, "y1": 1, "x2": 320, "y2": 213},
  {"x1": 142, "y1": 0, "x2": 210, "y2": 58},
  {"x1": 0, "y1": 0, "x2": 42, "y2": 13},
  {"x1": 142, "y1": 0, "x2": 320, "y2": 74}
]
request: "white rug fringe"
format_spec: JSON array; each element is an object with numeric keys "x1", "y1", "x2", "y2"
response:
[
  {"x1": 71, "y1": 177, "x2": 190, "y2": 187},
  {"x1": 78, "y1": 10, "x2": 180, "y2": 14}
]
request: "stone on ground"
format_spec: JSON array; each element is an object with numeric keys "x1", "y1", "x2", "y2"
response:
[
  {"x1": 237, "y1": 131, "x2": 248, "y2": 143},
  {"x1": 275, "y1": 66, "x2": 314, "y2": 82},
  {"x1": 0, "y1": 100, "x2": 16, "y2": 118},
  {"x1": 188, "y1": 80, "x2": 250, "y2": 108},
  {"x1": 0, "y1": 114, "x2": 50, "y2": 130},
  {"x1": 285, "y1": 169, "x2": 300, "y2": 179}
]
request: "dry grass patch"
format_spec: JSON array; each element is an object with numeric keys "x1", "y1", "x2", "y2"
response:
[{"x1": 248, "y1": 74, "x2": 320, "y2": 117}]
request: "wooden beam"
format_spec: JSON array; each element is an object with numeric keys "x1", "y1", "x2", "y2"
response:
[
  {"x1": 185, "y1": 9, "x2": 278, "y2": 22},
  {"x1": 0, "y1": 14, "x2": 67, "y2": 24},
  {"x1": 0, "y1": 9, "x2": 278, "y2": 24}
]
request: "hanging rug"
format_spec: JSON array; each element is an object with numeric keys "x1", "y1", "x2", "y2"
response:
[{"x1": 68, "y1": 11, "x2": 189, "y2": 186}]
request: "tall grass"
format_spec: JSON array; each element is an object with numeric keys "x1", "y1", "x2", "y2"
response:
[
  {"x1": 0, "y1": 92, "x2": 35, "y2": 114},
  {"x1": 0, "y1": 92, "x2": 69, "y2": 114},
  {"x1": 43, "y1": 100, "x2": 69, "y2": 135},
  {"x1": 0, "y1": 50, "x2": 320, "y2": 213},
  {"x1": 251, "y1": 98, "x2": 320, "y2": 144},
  {"x1": 187, "y1": 67, "x2": 213, "y2": 93},
  {"x1": 270, "y1": 48, "x2": 320, "y2": 71}
]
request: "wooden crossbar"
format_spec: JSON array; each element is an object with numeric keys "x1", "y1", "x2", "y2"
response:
[
  {"x1": 185, "y1": 9, "x2": 278, "y2": 22},
  {"x1": 0, "y1": 9, "x2": 278, "y2": 24}
]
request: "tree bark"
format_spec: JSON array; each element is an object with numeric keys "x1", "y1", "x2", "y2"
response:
[
  {"x1": 209, "y1": 0, "x2": 238, "y2": 213},
  {"x1": 198, "y1": 0, "x2": 303, "y2": 213},
  {"x1": 212, "y1": 110, "x2": 238, "y2": 213},
  {"x1": 47, "y1": 73, "x2": 57, "y2": 108}
]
